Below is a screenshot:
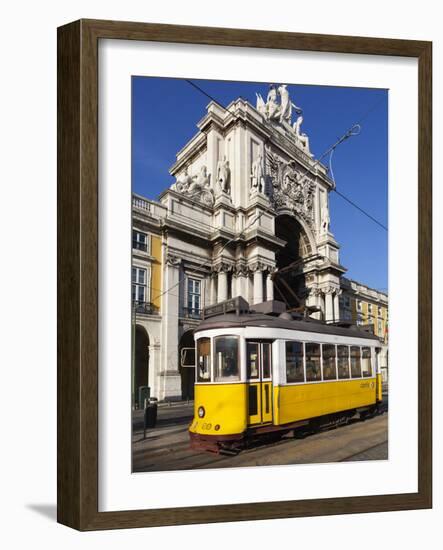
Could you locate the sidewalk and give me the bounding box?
[132,400,194,433]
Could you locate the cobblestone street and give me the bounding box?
[132,399,388,472]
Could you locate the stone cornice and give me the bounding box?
[159,189,214,214]
[160,217,212,244]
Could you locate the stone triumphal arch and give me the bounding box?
[134,83,347,400]
[165,84,345,318]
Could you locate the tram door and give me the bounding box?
[246,341,273,425]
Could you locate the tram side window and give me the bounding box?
[197,338,211,382]
[322,344,337,380]
[337,345,350,379]
[361,347,372,377]
[285,341,305,383]
[214,336,240,381]
[350,346,362,378]
[305,343,321,382]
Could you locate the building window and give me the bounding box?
[132,230,149,252]
[343,310,352,321]
[378,319,383,334]
[132,267,147,302]
[187,278,201,317]
[357,300,363,312]
[285,341,305,383]
[368,303,373,315]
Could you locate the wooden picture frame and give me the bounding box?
[57,19,432,530]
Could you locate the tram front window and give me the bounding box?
[214,336,239,382]
[197,338,211,382]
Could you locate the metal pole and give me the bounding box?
[131,302,136,410]
[143,397,148,439]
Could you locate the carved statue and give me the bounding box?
[216,156,231,194]
[278,84,292,123]
[293,115,311,154]
[320,205,330,235]
[256,85,310,153]
[251,152,265,193]
[256,93,267,117]
[172,169,192,192]
[189,165,210,193]
[172,165,214,206]
[266,85,280,120]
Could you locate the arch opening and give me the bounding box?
[179,330,195,401]
[274,214,313,309]
[134,325,150,409]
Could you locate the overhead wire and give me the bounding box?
[150,80,387,303]
[187,79,387,230]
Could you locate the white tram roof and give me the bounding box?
[194,313,380,343]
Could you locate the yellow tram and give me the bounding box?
[189,299,383,452]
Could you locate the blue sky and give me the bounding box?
[132,77,388,292]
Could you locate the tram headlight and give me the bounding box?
[198,406,205,419]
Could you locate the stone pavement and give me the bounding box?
[132,398,388,472]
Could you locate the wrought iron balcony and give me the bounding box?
[132,301,159,315]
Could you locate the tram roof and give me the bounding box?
[194,313,380,342]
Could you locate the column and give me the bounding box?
[324,291,334,323]
[148,343,160,399]
[231,274,238,298]
[253,269,263,304]
[266,272,274,301]
[217,270,228,302]
[210,274,217,305]
[333,292,340,322]
[236,269,248,301]
[160,255,182,400]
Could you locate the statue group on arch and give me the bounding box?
[256,84,311,155]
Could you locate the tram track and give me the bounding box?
[133,410,388,472]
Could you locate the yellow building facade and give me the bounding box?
[339,277,388,342]
[132,195,164,408]
[339,277,388,383]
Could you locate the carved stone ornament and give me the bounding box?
[171,165,215,206]
[249,261,267,273]
[311,287,324,297]
[322,285,338,295]
[234,264,249,277]
[213,262,232,274]
[265,148,315,227]
[165,253,181,267]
